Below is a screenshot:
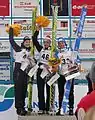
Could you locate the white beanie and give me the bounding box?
[44,35,51,44]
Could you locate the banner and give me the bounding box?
[0,19,10,37]
[43,20,68,38]
[72,0,95,16]
[12,0,40,16]
[72,20,95,38]
[72,40,95,59]
[0,59,10,81]
[0,85,17,120]
[13,20,33,37]
[0,41,10,52]
[0,0,9,16]
[0,84,87,120]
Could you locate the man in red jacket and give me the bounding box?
[75,90,95,119]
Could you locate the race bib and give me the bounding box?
[40,49,50,64]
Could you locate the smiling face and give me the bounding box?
[23,39,31,48]
[58,41,65,49]
[43,40,51,49]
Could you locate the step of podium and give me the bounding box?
[18,115,76,120]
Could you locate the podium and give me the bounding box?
[18,114,76,120]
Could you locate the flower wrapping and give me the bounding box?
[48,57,61,72]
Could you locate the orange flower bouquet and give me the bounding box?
[36,16,50,27]
[6,24,21,37]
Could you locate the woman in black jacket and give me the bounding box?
[9,28,37,115]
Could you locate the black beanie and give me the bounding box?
[21,36,31,49]
[23,36,31,41]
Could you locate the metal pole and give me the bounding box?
[68,0,72,48]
